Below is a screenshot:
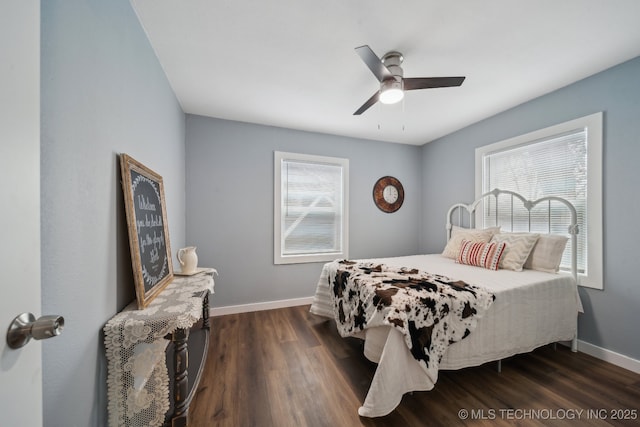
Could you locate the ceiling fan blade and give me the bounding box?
[355,45,393,82]
[353,91,380,115]
[403,76,466,91]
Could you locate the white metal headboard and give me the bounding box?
[446,188,579,281]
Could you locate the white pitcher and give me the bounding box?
[177,246,198,274]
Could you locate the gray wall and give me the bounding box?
[185,115,422,308]
[41,1,185,426]
[420,56,640,361]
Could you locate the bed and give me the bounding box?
[309,189,582,417]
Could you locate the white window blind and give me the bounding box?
[274,152,349,264]
[475,112,603,289]
[481,130,587,272]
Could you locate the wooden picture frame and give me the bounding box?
[120,154,174,309]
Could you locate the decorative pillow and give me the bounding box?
[524,234,569,273]
[489,232,540,271]
[457,240,507,270]
[442,226,500,259]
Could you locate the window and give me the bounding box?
[475,112,603,289]
[274,151,349,264]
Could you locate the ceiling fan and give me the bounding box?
[353,45,466,115]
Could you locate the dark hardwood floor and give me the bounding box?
[189,305,640,426]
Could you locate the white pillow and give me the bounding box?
[442,226,500,259]
[524,234,569,273]
[490,232,540,271]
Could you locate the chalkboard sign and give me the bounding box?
[120,154,174,309]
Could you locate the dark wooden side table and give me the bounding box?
[164,293,210,427]
[105,272,214,427]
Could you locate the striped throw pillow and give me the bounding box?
[457,239,507,271]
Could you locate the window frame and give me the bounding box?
[274,151,349,265]
[475,112,603,289]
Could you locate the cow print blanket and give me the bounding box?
[329,260,495,380]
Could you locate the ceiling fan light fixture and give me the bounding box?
[379,80,404,104]
[353,45,466,115]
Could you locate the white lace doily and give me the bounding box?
[104,271,215,427]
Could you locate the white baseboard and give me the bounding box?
[576,339,640,374]
[209,296,314,317]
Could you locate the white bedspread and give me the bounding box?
[310,254,581,417]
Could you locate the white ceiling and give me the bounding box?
[131,0,640,146]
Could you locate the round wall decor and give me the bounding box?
[373,176,404,213]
